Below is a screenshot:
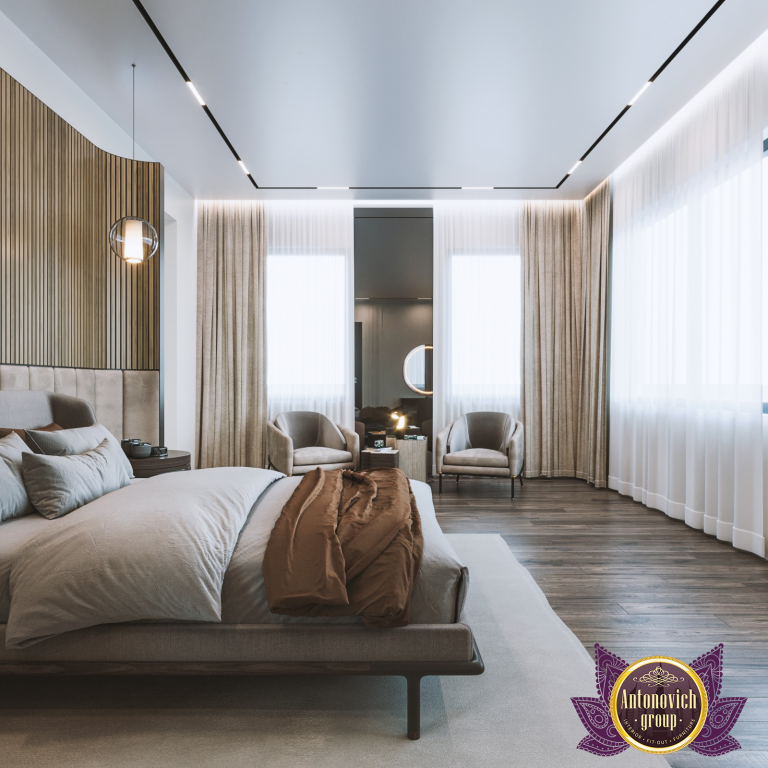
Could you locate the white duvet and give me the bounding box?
[4,469,468,649]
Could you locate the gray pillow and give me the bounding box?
[26,423,134,479]
[0,432,34,522]
[22,438,131,519]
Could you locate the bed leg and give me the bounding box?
[406,674,422,740]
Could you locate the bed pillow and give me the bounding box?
[25,423,134,479]
[0,432,34,522]
[0,423,62,448]
[22,438,131,520]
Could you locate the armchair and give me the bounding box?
[435,412,524,498]
[267,411,360,476]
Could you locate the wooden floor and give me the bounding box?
[429,475,768,768]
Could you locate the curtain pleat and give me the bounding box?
[577,181,611,486]
[520,181,610,486]
[609,31,767,557]
[195,201,267,469]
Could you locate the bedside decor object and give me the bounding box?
[128,449,191,478]
[395,415,407,440]
[366,429,387,449]
[130,442,152,459]
[108,65,158,265]
[150,446,168,457]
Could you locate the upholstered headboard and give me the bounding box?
[0,365,160,445]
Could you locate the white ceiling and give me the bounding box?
[2,0,767,200]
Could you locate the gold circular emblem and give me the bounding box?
[610,655,708,754]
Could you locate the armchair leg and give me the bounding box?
[511,476,515,499]
[456,474,459,485]
[438,474,442,494]
[519,459,525,487]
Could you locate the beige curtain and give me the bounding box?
[521,179,610,486]
[196,201,267,468]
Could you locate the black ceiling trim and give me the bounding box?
[131,0,258,188]
[133,0,727,192]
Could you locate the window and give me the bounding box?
[267,253,348,409]
[450,253,521,401]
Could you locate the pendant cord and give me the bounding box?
[132,64,136,161]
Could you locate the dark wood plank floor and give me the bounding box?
[429,475,768,767]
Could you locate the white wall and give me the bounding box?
[0,9,197,463]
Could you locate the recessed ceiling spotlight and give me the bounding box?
[237,160,249,175]
[628,81,652,106]
[567,160,582,176]
[186,81,205,106]
[318,186,350,190]
[462,187,493,190]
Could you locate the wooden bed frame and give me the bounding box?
[0,638,484,740]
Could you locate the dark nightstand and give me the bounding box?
[129,450,191,478]
[360,449,399,471]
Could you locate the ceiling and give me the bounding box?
[2,0,767,200]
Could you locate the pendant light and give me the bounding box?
[108,64,158,265]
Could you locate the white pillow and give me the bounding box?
[0,432,33,522]
[26,423,134,479]
[22,438,131,519]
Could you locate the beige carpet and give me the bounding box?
[0,534,666,767]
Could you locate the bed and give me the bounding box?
[0,468,483,739]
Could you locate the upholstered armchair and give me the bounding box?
[267,411,360,476]
[435,412,524,498]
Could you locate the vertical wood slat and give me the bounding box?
[0,68,161,371]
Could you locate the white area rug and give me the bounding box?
[0,534,666,767]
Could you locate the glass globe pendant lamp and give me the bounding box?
[109,64,158,265]
[109,216,158,264]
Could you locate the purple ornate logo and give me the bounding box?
[571,644,746,756]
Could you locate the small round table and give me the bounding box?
[129,450,191,478]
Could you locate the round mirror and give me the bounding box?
[403,345,433,396]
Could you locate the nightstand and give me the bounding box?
[386,438,428,482]
[129,450,191,478]
[360,449,399,471]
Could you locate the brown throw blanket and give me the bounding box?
[263,467,424,627]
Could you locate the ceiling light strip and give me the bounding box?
[134,0,728,192]
[560,0,728,187]
[649,0,727,82]
[131,0,258,188]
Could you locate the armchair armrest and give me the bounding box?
[339,424,360,469]
[507,421,524,478]
[435,423,452,474]
[267,421,294,476]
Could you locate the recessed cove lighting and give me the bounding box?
[628,81,652,106]
[237,160,249,175]
[318,186,349,190]
[567,160,582,175]
[186,81,205,106]
[462,187,493,190]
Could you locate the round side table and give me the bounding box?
[129,450,191,478]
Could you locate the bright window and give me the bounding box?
[267,253,347,400]
[450,253,521,399]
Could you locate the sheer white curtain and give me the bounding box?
[434,202,522,443]
[609,32,768,557]
[265,202,354,427]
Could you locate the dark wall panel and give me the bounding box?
[354,208,432,299]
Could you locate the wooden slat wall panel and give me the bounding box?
[0,68,161,371]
